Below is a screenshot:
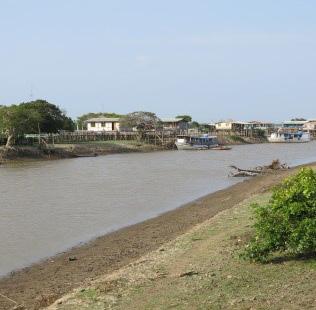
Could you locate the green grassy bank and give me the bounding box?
[48,192,316,310]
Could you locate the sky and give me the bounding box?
[1,0,316,122]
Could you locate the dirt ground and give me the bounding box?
[48,193,316,310]
[0,165,313,310]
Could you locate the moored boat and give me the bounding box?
[210,146,232,150]
[175,135,219,150]
[268,131,311,143]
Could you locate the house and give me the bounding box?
[161,118,189,131]
[303,120,316,137]
[243,121,275,130]
[215,120,246,131]
[303,119,316,131]
[85,117,120,132]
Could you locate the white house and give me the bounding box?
[215,120,246,131]
[303,119,316,131]
[85,117,120,132]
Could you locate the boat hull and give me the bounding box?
[175,142,219,150]
[267,138,310,143]
[268,132,311,143]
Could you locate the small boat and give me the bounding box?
[175,135,219,150]
[73,153,98,158]
[268,131,311,143]
[210,146,232,151]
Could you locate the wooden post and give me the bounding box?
[38,123,41,147]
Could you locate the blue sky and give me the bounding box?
[1,0,315,122]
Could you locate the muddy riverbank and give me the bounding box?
[0,135,267,163]
[0,163,314,310]
[0,141,166,163]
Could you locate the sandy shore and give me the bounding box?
[0,163,314,309]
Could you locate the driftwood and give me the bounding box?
[230,159,290,177]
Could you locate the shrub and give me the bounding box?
[242,168,316,262]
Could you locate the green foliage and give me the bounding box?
[254,129,266,138]
[19,100,74,132]
[176,115,192,122]
[0,100,74,146]
[190,121,200,129]
[291,118,307,121]
[77,112,123,129]
[228,135,246,143]
[0,104,42,135]
[242,168,316,262]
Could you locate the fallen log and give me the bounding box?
[229,165,262,174]
[230,171,259,177]
[229,159,290,177]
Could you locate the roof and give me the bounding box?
[85,117,120,123]
[247,121,274,124]
[216,120,247,124]
[161,117,185,123]
[282,120,307,124]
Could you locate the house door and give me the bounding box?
[112,122,115,131]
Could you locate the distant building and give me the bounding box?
[303,119,316,131]
[85,117,120,132]
[215,120,246,131]
[161,118,189,131]
[282,120,307,129]
[244,121,275,130]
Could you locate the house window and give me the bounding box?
[90,122,95,127]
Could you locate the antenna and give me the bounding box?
[29,85,34,101]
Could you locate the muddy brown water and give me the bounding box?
[1,142,316,277]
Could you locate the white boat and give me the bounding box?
[268,131,311,143]
[175,135,219,150]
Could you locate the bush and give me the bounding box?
[242,168,316,262]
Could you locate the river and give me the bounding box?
[1,142,316,276]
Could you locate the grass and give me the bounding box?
[49,193,316,310]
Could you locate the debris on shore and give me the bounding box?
[229,159,290,177]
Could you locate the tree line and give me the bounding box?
[0,100,210,148]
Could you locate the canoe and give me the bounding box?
[210,146,232,151]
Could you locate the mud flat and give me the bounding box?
[0,163,314,309]
[0,141,166,163]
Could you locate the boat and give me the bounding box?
[175,135,219,150]
[268,131,311,143]
[210,146,232,151]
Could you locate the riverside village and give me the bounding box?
[0,100,316,310]
[1,1,316,309]
[1,101,316,161]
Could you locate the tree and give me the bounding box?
[190,121,200,129]
[0,104,42,147]
[0,100,74,147]
[176,115,192,122]
[242,168,316,262]
[291,118,307,121]
[77,112,124,130]
[119,111,160,139]
[20,100,74,132]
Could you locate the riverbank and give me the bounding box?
[0,141,166,163]
[0,163,313,310]
[49,192,316,310]
[0,135,267,163]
